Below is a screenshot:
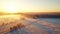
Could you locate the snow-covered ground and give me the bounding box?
[0,15,60,34]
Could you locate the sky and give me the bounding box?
[0,0,60,13]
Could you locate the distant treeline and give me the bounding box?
[20,12,60,18]
[35,14,60,18]
[0,12,60,18]
[22,13,60,18]
[17,12,60,18]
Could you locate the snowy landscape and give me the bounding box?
[0,15,60,34]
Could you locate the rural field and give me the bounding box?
[0,15,60,34]
[0,0,60,34]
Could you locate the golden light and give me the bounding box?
[4,4,18,13]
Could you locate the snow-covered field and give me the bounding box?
[0,15,60,34]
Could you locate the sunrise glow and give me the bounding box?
[4,4,18,13]
[0,0,60,13]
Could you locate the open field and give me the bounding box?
[0,15,60,34]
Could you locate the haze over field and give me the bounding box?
[0,0,60,34]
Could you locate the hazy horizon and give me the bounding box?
[0,0,60,13]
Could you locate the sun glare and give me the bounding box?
[5,4,17,13]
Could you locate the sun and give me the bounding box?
[5,4,17,13]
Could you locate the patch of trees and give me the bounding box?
[35,14,60,18]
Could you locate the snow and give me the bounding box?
[0,15,60,34]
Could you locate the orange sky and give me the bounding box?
[0,0,60,13]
